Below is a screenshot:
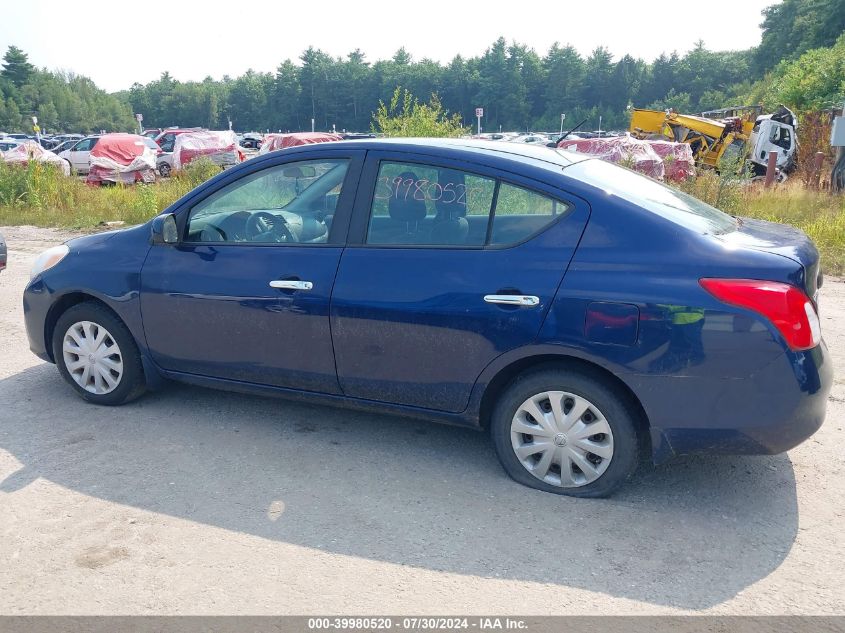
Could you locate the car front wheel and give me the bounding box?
[490,368,639,497]
[52,302,146,405]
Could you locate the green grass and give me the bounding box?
[0,159,219,229]
[2,158,844,275]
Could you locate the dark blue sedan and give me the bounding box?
[23,139,831,497]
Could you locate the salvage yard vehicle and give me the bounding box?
[259,132,344,154]
[86,133,158,185]
[24,139,830,497]
[57,135,100,175]
[0,138,22,152]
[4,141,71,175]
[0,230,5,273]
[157,130,242,176]
[630,105,798,177]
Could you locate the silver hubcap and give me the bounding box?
[62,321,123,395]
[511,390,614,488]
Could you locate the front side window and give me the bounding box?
[74,138,96,152]
[770,125,792,150]
[185,159,349,244]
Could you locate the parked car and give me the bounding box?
[0,138,22,152]
[154,128,204,153]
[86,133,158,185]
[50,139,79,155]
[39,136,66,150]
[239,133,263,150]
[3,141,71,175]
[0,230,6,273]
[508,133,551,145]
[23,139,830,497]
[57,135,100,174]
[259,132,343,154]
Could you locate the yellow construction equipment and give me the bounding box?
[629,106,797,177]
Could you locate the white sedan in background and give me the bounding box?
[57,136,100,174]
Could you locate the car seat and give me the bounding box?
[431,168,469,245]
[382,171,427,243]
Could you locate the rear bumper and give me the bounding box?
[634,341,832,463]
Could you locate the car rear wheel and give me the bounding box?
[490,368,639,497]
[158,163,171,177]
[52,302,146,406]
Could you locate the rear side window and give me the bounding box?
[367,161,495,246]
[365,160,568,247]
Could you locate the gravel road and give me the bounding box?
[0,225,843,615]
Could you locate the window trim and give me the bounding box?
[177,153,361,248]
[354,155,575,250]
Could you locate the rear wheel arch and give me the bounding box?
[478,354,651,455]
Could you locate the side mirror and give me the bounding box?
[151,213,179,245]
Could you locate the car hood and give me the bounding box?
[65,225,143,252]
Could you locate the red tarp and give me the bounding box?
[2,141,70,175]
[173,130,241,170]
[259,132,343,154]
[558,135,695,182]
[645,140,696,181]
[87,133,156,185]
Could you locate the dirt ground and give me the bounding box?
[0,225,843,615]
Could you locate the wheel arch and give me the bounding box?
[477,353,651,456]
[44,292,121,362]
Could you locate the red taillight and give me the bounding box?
[700,278,821,351]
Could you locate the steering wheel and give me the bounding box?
[244,211,295,243]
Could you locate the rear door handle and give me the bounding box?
[484,294,540,307]
[269,280,313,291]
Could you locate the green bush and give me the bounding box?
[372,87,468,138]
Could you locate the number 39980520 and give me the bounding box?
[375,176,485,206]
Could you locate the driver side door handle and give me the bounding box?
[269,280,313,291]
[483,294,539,306]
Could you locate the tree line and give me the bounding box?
[1,0,843,135]
[122,41,756,133]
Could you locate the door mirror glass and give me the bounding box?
[151,213,179,245]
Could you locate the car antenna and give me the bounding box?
[554,118,589,145]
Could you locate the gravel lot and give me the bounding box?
[0,225,843,615]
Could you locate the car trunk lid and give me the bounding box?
[716,217,822,303]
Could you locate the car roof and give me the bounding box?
[311,137,586,172]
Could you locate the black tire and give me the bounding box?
[490,367,640,498]
[52,301,146,406]
[158,163,171,177]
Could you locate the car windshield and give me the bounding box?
[566,158,738,235]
